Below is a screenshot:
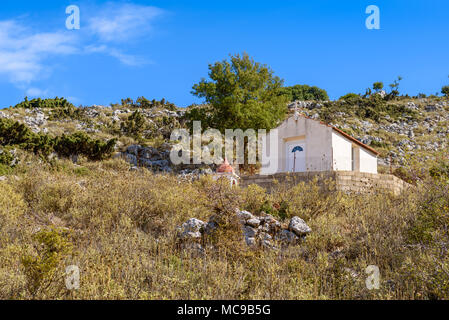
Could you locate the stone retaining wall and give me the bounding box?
[240,171,410,195]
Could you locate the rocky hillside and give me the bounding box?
[1,97,448,300]
[289,97,448,171]
[1,96,448,177]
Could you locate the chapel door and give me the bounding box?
[286,141,306,172]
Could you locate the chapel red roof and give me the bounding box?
[216,159,235,173]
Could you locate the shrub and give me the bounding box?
[243,184,268,214]
[339,93,360,102]
[0,119,116,161]
[53,132,116,161]
[48,105,87,121]
[21,228,73,298]
[13,97,74,109]
[441,85,449,97]
[120,110,146,138]
[373,82,384,92]
[279,84,329,102]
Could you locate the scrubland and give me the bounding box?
[0,155,448,300]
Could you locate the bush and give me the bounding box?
[48,105,87,121]
[0,119,54,157]
[13,97,74,109]
[53,132,116,161]
[441,85,449,97]
[21,228,73,298]
[0,118,116,161]
[1,153,449,299]
[279,84,329,102]
[339,93,362,104]
[120,110,146,138]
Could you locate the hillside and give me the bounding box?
[1,95,448,178]
[0,96,448,300]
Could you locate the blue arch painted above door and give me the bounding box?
[291,146,303,153]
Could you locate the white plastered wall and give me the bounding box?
[260,116,333,174]
[331,131,353,171]
[359,148,378,173]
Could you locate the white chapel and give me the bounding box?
[260,114,378,175]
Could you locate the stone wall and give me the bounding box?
[240,171,410,195]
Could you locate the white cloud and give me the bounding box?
[25,87,49,97]
[0,20,77,84]
[0,3,164,95]
[87,3,164,42]
[85,44,148,66]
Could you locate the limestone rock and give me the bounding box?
[289,216,312,236]
[246,218,260,228]
[177,218,205,240]
[243,225,257,238]
[237,210,254,222]
[275,229,299,244]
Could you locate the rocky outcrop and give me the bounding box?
[176,210,312,253]
[177,218,206,240]
[24,109,47,133]
[288,101,325,110]
[122,144,172,172]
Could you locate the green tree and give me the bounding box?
[190,53,288,132]
[373,82,384,92]
[388,76,403,98]
[442,86,449,97]
[279,84,329,102]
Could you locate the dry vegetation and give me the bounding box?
[0,155,448,300]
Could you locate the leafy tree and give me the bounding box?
[388,76,403,98]
[442,86,449,97]
[190,53,288,132]
[373,82,384,92]
[279,84,329,102]
[441,75,449,97]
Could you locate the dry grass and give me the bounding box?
[0,157,448,300]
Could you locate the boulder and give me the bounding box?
[245,237,256,246]
[246,218,260,228]
[289,216,312,236]
[177,218,205,240]
[243,225,257,238]
[237,210,254,221]
[176,210,313,252]
[275,229,299,244]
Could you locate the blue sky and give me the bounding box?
[0,0,448,108]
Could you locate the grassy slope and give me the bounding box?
[0,97,448,299]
